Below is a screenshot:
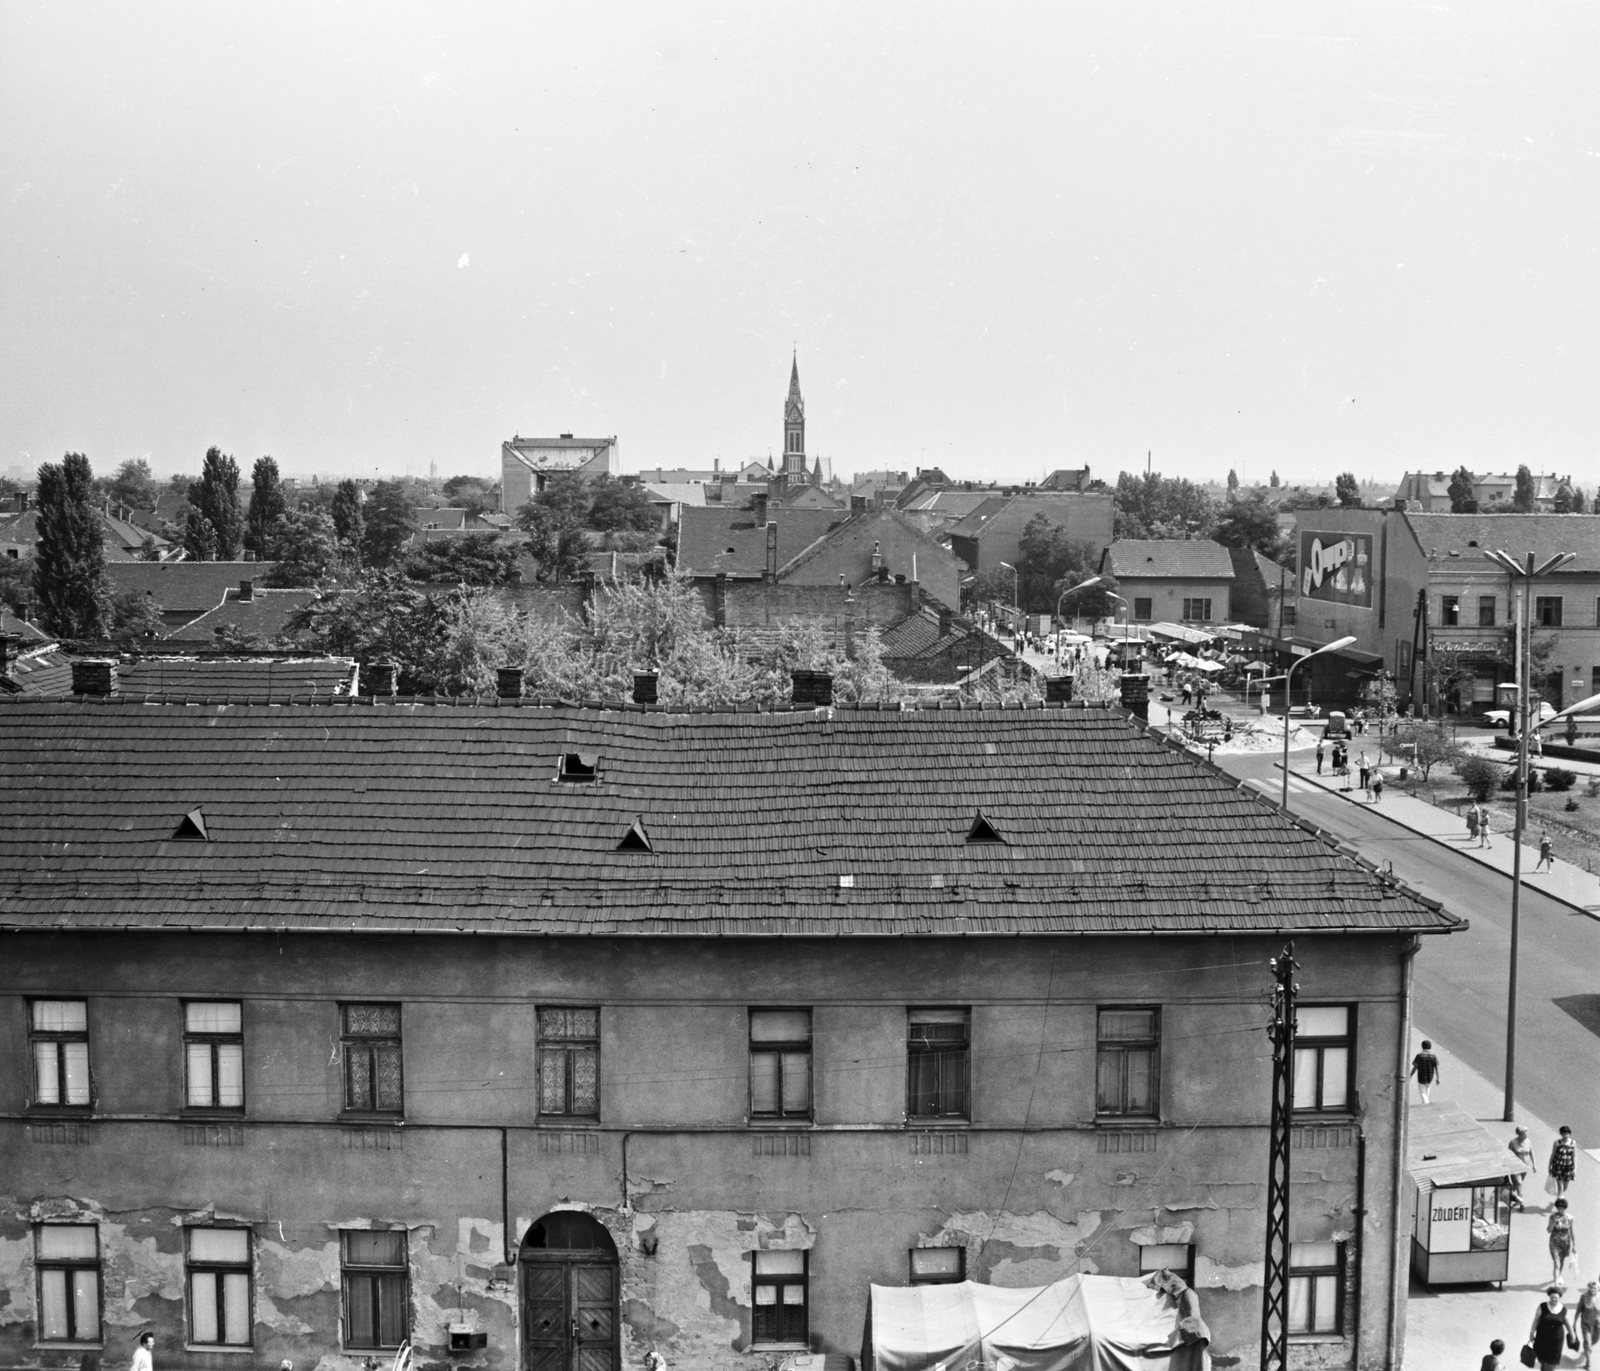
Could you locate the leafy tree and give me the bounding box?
[587,475,657,533]
[440,476,499,520]
[263,510,346,587]
[1553,481,1575,514]
[1112,472,1215,541]
[1447,466,1477,513]
[361,480,416,568]
[109,590,165,639]
[1212,492,1282,557]
[404,532,522,586]
[215,623,265,652]
[188,447,244,559]
[0,551,33,615]
[183,508,217,561]
[108,458,158,513]
[1334,472,1361,508]
[1015,514,1110,617]
[1381,720,1460,781]
[166,472,191,493]
[1513,465,1536,513]
[331,480,365,563]
[34,452,110,637]
[1573,487,1588,514]
[1454,755,1501,802]
[517,470,590,582]
[1269,470,1280,488]
[246,457,287,557]
[1226,469,1239,491]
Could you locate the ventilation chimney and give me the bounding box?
[72,659,118,697]
[0,633,20,680]
[1119,673,1150,720]
[752,492,769,526]
[364,661,399,697]
[633,672,659,704]
[766,522,778,582]
[497,666,525,699]
[1045,675,1075,704]
[238,580,254,602]
[791,669,834,707]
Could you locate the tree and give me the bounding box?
[108,458,158,513]
[361,480,416,568]
[246,457,287,557]
[517,470,590,582]
[404,532,522,586]
[1334,472,1361,508]
[187,447,243,560]
[183,508,217,561]
[1513,465,1536,513]
[109,590,165,639]
[1554,481,1575,514]
[0,550,33,615]
[1381,721,1460,781]
[263,510,346,587]
[33,452,110,638]
[1112,472,1215,541]
[1212,493,1282,557]
[1269,470,1280,488]
[1447,467,1477,514]
[1455,755,1501,803]
[331,480,365,564]
[1226,469,1239,492]
[586,475,658,533]
[440,475,499,520]
[1573,487,1588,514]
[1015,515,1104,613]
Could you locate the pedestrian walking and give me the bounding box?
[1537,832,1555,872]
[1316,739,1325,775]
[1480,1337,1506,1371]
[1480,804,1494,849]
[1550,1126,1578,1200]
[1529,1287,1576,1371]
[1467,804,1481,843]
[1577,1280,1600,1368]
[1358,749,1371,795]
[1409,1040,1441,1104]
[131,1334,154,1371]
[1371,769,1384,802]
[1550,1198,1579,1286]
[1511,1126,1539,1209]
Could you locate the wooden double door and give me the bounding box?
[522,1254,618,1371]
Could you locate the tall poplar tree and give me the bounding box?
[187,447,244,560]
[34,452,110,637]
[331,480,366,564]
[246,456,287,558]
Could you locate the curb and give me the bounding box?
[1273,762,1600,924]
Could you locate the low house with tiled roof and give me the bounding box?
[879,602,1016,684]
[0,632,72,694]
[1,685,1457,1371]
[676,503,845,579]
[105,561,278,633]
[11,652,359,699]
[1101,539,1236,627]
[166,583,317,645]
[944,490,1114,575]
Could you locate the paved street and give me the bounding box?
[1215,742,1600,1148]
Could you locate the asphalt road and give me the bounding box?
[1216,745,1600,1143]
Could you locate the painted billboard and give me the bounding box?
[1300,531,1373,608]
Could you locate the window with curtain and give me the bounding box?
[751,1250,807,1344]
[342,1230,408,1350]
[30,1001,91,1108]
[909,1249,965,1285]
[907,1008,970,1120]
[36,1225,100,1342]
[1096,1007,1160,1118]
[1293,1006,1354,1113]
[538,1008,599,1117]
[341,1004,403,1114]
[750,1009,812,1120]
[184,1002,244,1110]
[1287,1241,1343,1335]
[188,1228,252,1346]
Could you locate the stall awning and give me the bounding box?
[1408,1101,1526,1190]
[1145,622,1214,645]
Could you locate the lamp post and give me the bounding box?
[1055,576,1109,663]
[1279,636,1357,809]
[1482,548,1576,1121]
[999,561,1021,639]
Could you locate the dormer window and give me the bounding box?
[966,812,1006,845]
[558,752,597,783]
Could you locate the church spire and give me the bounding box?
[782,354,807,477]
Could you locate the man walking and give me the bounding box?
[131,1333,155,1371]
[1316,738,1325,775]
[1409,1040,1441,1104]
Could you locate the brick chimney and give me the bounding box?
[766,521,778,583]
[938,606,954,638]
[1119,673,1149,720]
[72,659,118,697]
[633,672,659,704]
[1045,675,1075,704]
[0,633,20,682]
[752,492,769,526]
[364,661,399,697]
[497,667,525,699]
[238,580,254,602]
[791,669,834,707]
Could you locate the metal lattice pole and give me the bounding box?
[1260,943,1299,1371]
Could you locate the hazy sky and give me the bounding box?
[2,2,1596,489]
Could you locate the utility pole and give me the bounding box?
[1260,943,1298,1371]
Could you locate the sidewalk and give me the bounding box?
[1285,759,1600,921]
[1404,1030,1599,1371]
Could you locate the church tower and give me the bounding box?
[782,355,807,479]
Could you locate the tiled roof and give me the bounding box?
[107,561,277,611]
[901,491,994,518]
[0,648,72,695]
[0,698,1460,938]
[676,506,844,577]
[1105,539,1235,580]
[1,609,50,641]
[416,508,469,530]
[169,588,317,642]
[1405,513,1600,572]
[879,607,1010,666]
[944,497,1015,538]
[642,483,708,507]
[107,656,359,698]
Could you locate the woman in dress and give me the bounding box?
[1530,1286,1575,1371]
[1511,1126,1539,1210]
[1551,1126,1579,1201]
[1549,1197,1579,1286]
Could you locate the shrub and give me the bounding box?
[1500,770,1518,792]
[1586,776,1600,798]
[1546,767,1578,792]
[1528,768,1544,793]
[1455,755,1502,803]
[1565,798,1580,812]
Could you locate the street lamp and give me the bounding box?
[1482,548,1576,1122]
[1055,576,1108,663]
[999,562,1021,637]
[1279,636,1357,809]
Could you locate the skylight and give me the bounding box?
[966,812,1006,845]
[172,808,209,841]
[618,819,652,852]
[559,752,598,783]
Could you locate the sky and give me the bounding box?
[2,2,1597,490]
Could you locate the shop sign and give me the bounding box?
[1427,1186,1474,1253]
[1301,532,1374,608]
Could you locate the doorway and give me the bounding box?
[521,1212,619,1371]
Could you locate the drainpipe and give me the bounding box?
[1386,934,1421,1369]
[501,1126,512,1265]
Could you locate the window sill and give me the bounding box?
[181,1109,246,1119]
[35,1343,104,1352]
[26,1106,94,1117]
[906,1118,969,1128]
[749,1118,814,1128]
[536,1117,601,1127]
[1093,1116,1160,1127]
[337,1114,405,1125]
[749,1344,810,1354]
[1288,1333,1347,1344]
[185,1345,255,1355]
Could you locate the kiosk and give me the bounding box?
[1409,1101,1524,1287]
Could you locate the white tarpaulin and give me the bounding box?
[863,1273,1209,1371]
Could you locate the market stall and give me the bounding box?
[860,1272,1209,1371]
[1409,1101,1525,1286]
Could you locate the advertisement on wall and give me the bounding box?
[1300,531,1373,608]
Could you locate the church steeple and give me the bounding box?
[782,355,807,477]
